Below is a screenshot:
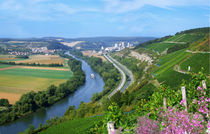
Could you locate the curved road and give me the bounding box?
[104,53,134,98]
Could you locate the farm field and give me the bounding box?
[40,116,104,134]
[0,64,73,104]
[15,55,65,65]
[180,53,210,75]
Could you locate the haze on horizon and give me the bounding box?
[0,0,209,38]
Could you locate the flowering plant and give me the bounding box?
[158,107,205,134]
[136,116,160,134]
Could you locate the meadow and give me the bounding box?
[40,116,104,134]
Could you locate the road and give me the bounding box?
[104,53,134,98]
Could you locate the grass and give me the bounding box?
[146,42,180,53]
[180,53,210,75]
[40,116,104,134]
[0,68,73,79]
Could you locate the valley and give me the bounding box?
[0,27,209,134]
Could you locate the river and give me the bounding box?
[0,52,105,134]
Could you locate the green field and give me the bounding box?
[0,68,72,79]
[40,116,104,134]
[146,42,180,53]
[180,53,210,74]
[0,66,73,103]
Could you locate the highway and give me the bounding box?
[104,53,134,98]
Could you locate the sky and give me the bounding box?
[0,0,209,38]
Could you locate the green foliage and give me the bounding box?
[15,55,29,59]
[0,61,63,67]
[104,103,124,127]
[0,99,10,107]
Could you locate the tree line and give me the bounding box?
[0,61,63,67]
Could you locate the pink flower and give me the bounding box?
[197,86,202,90]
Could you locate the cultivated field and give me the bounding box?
[15,55,65,65]
[0,58,72,104]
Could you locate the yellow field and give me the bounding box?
[0,74,67,104]
[15,55,64,64]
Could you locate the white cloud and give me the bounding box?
[0,0,100,21]
[103,0,209,13]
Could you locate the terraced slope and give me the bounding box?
[145,27,209,53]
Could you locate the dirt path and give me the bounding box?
[186,50,210,54]
[163,41,186,44]
[0,66,69,71]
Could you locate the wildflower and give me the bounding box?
[197,86,202,91]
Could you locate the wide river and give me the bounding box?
[0,52,105,134]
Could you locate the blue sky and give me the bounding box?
[0,0,209,38]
